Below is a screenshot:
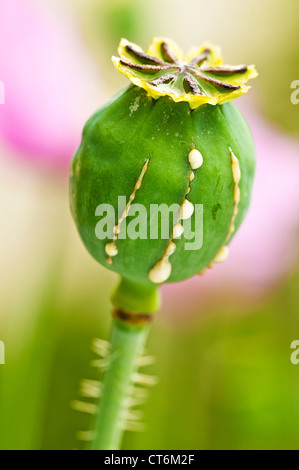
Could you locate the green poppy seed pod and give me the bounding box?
[70,38,258,314]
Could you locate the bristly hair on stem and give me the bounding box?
[72,310,156,450]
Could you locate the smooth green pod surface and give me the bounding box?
[70,85,255,290]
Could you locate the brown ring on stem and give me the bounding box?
[113,308,154,326]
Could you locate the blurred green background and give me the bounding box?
[0,0,299,450]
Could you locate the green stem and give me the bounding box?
[90,312,151,450]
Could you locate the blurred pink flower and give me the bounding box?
[0,0,101,169]
[162,107,299,317]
